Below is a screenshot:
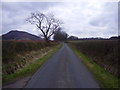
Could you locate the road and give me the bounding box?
[25,43,100,88]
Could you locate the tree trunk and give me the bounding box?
[45,37,50,43]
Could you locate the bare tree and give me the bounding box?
[26,12,61,43]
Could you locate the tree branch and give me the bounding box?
[26,12,62,43]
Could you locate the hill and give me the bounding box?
[1,30,42,40]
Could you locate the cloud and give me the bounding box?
[2,1,118,38]
[2,2,61,35]
[46,1,118,38]
[118,1,120,36]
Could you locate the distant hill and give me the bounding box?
[1,30,42,40]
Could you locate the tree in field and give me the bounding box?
[68,36,79,40]
[53,28,68,41]
[26,12,62,43]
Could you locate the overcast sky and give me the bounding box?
[1,1,118,38]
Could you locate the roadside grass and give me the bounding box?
[3,44,62,84]
[68,44,119,88]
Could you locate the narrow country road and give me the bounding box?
[25,43,100,88]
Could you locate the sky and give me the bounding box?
[1,0,118,38]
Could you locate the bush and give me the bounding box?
[2,40,48,63]
[69,40,119,78]
[2,40,58,75]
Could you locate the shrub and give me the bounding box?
[2,40,57,75]
[69,40,119,78]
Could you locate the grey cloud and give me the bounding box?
[2,2,61,35]
[88,2,118,37]
[2,1,118,38]
[118,2,120,35]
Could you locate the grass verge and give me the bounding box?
[3,44,62,85]
[68,43,119,88]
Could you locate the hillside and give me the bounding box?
[1,30,42,40]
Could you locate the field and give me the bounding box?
[2,40,58,79]
[68,40,119,78]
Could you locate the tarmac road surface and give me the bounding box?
[25,43,100,88]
